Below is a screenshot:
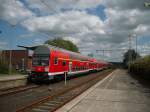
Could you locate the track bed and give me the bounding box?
[0,69,113,112]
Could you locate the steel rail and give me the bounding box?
[16,69,114,112]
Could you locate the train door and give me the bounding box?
[69,62,72,72]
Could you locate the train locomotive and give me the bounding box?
[28,45,108,82]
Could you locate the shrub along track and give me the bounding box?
[16,69,114,112]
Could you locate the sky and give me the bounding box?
[0,0,150,62]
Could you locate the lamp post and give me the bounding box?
[132,33,138,58]
[128,34,132,71]
[9,49,12,75]
[9,24,16,75]
[128,33,138,71]
[135,35,138,58]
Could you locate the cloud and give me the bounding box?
[0,0,34,25]
[100,0,150,59]
[21,10,108,57]
[0,0,150,61]
[22,10,105,37]
[26,0,102,14]
[33,38,44,45]
[102,0,148,10]
[103,0,150,37]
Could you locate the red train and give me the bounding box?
[28,45,109,82]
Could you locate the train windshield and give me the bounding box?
[32,54,49,66]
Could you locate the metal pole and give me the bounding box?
[129,34,132,50]
[136,36,138,58]
[22,58,25,71]
[128,34,132,71]
[9,50,12,75]
[64,72,67,86]
[9,24,16,75]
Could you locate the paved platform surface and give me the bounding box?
[56,69,150,112]
[0,74,27,82]
[0,74,27,90]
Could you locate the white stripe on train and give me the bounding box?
[48,68,105,76]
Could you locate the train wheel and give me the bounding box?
[27,75,33,83]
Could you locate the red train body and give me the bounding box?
[29,45,108,82]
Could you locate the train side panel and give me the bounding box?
[49,49,70,75]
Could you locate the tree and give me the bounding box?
[123,49,140,67]
[45,38,79,52]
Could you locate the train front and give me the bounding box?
[28,46,51,82]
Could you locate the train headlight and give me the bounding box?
[45,67,49,72]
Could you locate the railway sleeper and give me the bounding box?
[54,95,73,100]
[47,100,63,104]
[31,108,49,112]
[38,105,51,109]
[31,101,62,112]
[31,105,56,112]
[44,102,58,106]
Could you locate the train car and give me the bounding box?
[28,45,108,82]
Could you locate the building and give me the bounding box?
[1,50,33,72]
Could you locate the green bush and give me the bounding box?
[0,61,19,74]
[130,56,150,78]
[0,60,9,74]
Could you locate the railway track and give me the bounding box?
[0,84,39,97]
[16,69,114,112]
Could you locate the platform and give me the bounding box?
[0,74,27,81]
[0,74,27,90]
[56,69,150,112]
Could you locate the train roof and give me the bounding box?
[18,44,108,63]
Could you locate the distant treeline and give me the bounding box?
[130,56,150,79]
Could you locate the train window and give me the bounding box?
[32,54,49,66]
[62,61,66,66]
[75,66,78,71]
[54,57,58,65]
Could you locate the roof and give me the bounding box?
[17,45,40,50]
